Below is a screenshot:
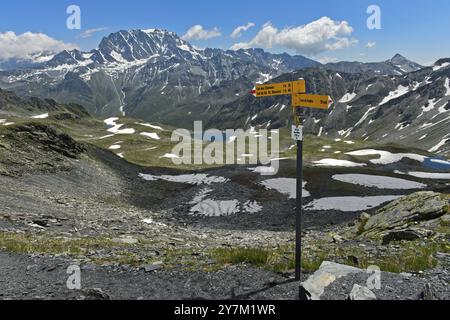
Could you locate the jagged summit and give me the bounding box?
[325,53,423,76]
[390,53,408,61]
[388,53,423,73]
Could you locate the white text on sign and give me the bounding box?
[255,80,306,97]
[292,94,333,110]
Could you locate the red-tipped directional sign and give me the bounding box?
[252,80,306,97]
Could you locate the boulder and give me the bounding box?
[344,192,449,241]
[440,214,450,227]
[112,236,138,244]
[301,261,362,300]
[143,261,163,272]
[381,228,433,245]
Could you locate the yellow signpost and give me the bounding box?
[254,80,306,97]
[292,94,334,110]
[252,78,333,293]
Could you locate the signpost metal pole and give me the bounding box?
[295,107,304,282]
[252,78,331,286]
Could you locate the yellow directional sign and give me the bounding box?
[292,94,333,110]
[254,80,306,97]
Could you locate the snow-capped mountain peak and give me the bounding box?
[94,29,202,64]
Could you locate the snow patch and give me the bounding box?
[243,201,263,214]
[380,85,410,105]
[355,107,376,127]
[313,159,366,167]
[104,117,119,126]
[428,137,450,153]
[338,128,353,138]
[406,171,450,180]
[104,117,135,134]
[32,113,49,119]
[305,196,402,212]
[346,149,427,165]
[318,127,323,137]
[188,188,262,216]
[332,174,426,190]
[445,78,450,96]
[433,62,450,71]
[339,92,356,103]
[190,199,240,217]
[261,178,310,199]
[108,125,135,135]
[140,132,161,140]
[422,99,438,113]
[160,153,180,159]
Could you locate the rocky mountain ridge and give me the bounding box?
[211,59,450,155]
[0,29,423,126]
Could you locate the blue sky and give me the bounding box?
[1,0,449,65]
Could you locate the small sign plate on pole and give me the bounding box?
[292,79,306,95]
[292,125,303,141]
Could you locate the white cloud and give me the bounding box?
[79,27,109,39]
[230,17,357,55]
[366,41,377,48]
[0,31,78,61]
[182,25,221,41]
[326,37,358,50]
[230,22,255,39]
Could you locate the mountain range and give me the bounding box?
[210,59,450,155]
[1,28,449,155]
[0,29,319,120]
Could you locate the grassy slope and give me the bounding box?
[1,111,446,172]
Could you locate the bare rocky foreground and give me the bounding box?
[1,251,448,300]
[0,123,449,300]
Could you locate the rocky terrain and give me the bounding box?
[1,32,449,299]
[0,93,449,300]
